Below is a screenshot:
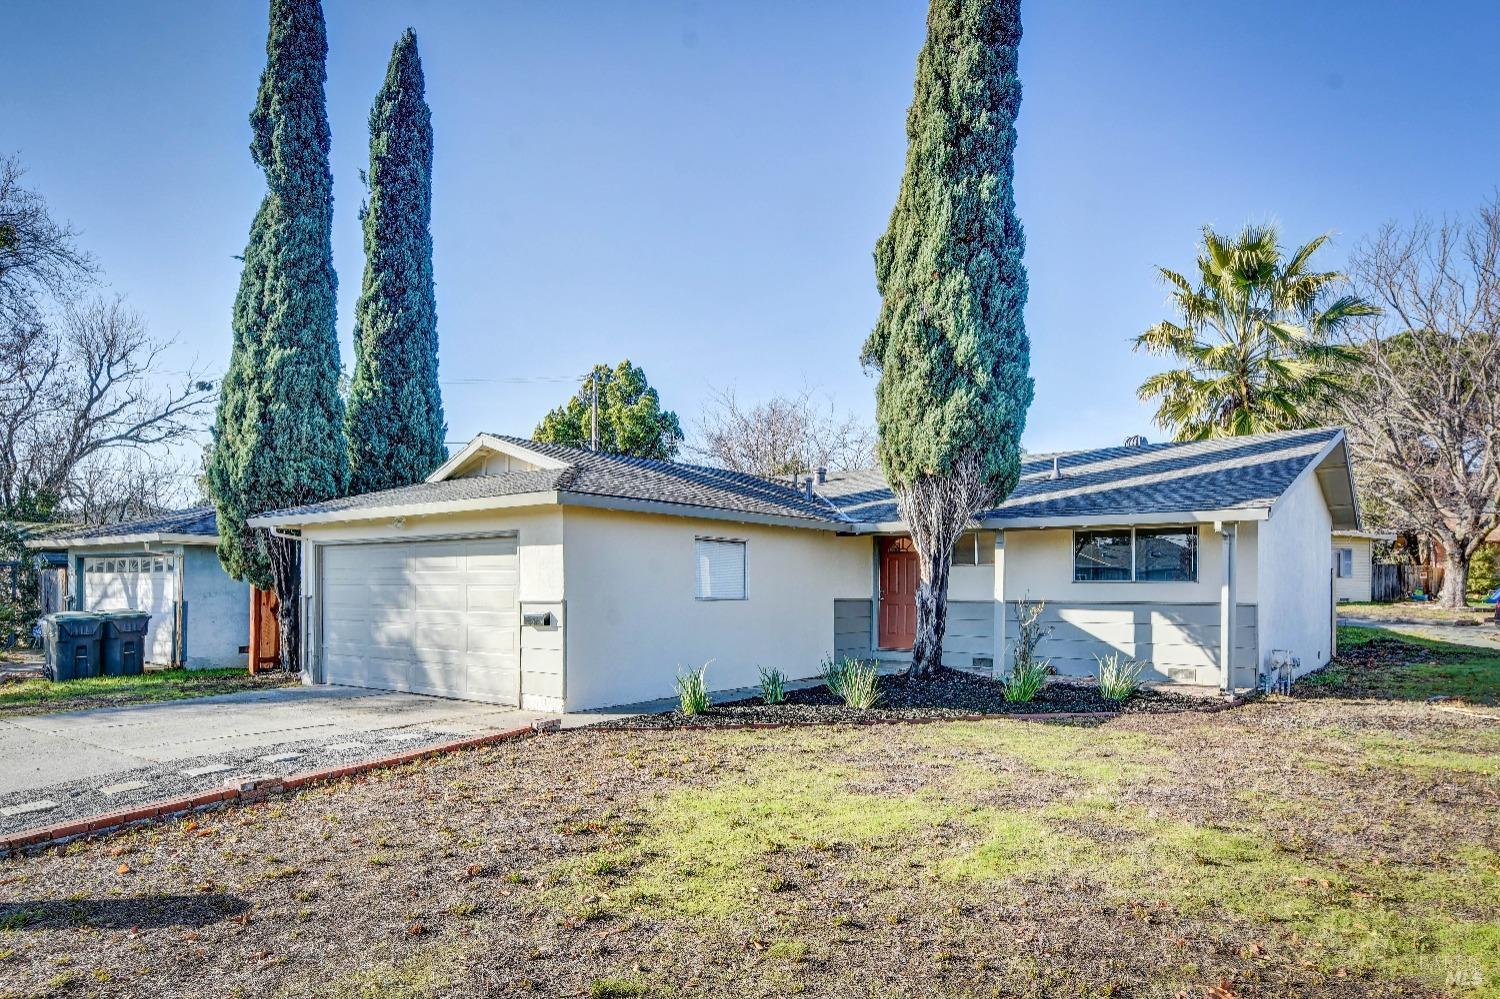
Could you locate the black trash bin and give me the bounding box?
[100,611,152,676]
[41,612,106,681]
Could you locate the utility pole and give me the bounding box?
[590,368,600,451]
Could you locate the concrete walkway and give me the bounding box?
[1340,616,1500,649]
[0,685,552,799]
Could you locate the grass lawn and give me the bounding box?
[0,668,299,718]
[1,630,1497,998]
[1304,626,1500,704]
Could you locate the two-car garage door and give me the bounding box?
[319,538,521,705]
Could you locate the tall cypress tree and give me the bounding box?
[346,29,446,493]
[207,0,346,670]
[861,0,1032,676]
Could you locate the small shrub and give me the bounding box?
[1003,658,1049,703]
[758,666,787,705]
[820,654,849,697]
[1095,652,1147,702]
[675,664,711,715]
[838,658,882,710]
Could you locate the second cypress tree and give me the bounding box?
[346,28,447,494]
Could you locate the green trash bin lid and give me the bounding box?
[99,610,152,634]
[45,611,106,638]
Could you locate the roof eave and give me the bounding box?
[975,507,1274,530]
[27,532,219,549]
[248,490,564,528]
[1269,430,1361,530]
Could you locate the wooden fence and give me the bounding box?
[1372,563,1415,603]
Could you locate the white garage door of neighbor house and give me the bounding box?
[82,555,176,664]
[319,538,521,704]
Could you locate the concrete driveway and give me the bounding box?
[0,686,556,831]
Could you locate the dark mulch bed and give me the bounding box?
[591,665,1223,729]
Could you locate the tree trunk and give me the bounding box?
[267,530,301,673]
[910,546,952,676]
[1437,550,1469,610]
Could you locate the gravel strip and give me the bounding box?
[0,726,463,836]
[589,665,1219,729]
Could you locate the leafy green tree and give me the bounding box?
[346,29,447,494]
[1134,225,1375,440]
[206,0,346,670]
[533,360,682,460]
[861,0,1032,675]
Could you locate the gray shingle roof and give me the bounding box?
[257,438,835,524]
[39,506,220,545]
[262,469,569,519]
[256,427,1345,530]
[820,427,1344,525]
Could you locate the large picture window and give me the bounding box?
[1073,526,1199,583]
[1134,527,1198,582]
[694,538,747,600]
[1073,530,1132,581]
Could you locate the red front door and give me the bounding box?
[878,537,918,650]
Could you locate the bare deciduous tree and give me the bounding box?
[690,387,875,478]
[0,295,213,514]
[69,452,204,527]
[0,153,96,329]
[1337,202,1500,608]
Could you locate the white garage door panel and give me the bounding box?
[83,555,177,664]
[320,538,520,704]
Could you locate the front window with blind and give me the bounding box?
[694,538,747,600]
[1335,548,1353,578]
[1074,527,1199,582]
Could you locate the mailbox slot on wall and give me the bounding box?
[522,611,554,628]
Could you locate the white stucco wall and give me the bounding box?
[1332,534,1373,603]
[561,507,871,710]
[181,545,251,669]
[996,523,1261,685]
[1258,472,1335,676]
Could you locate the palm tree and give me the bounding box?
[1134,225,1377,440]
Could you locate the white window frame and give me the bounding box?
[1335,547,1354,578]
[1072,526,1199,584]
[694,537,748,601]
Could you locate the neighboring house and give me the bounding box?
[1332,528,1398,600]
[1332,531,1379,603]
[29,508,250,669]
[250,427,1359,712]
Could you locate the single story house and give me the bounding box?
[250,426,1359,712]
[1332,530,1391,603]
[30,508,250,669]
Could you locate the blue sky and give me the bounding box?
[4,1,1497,457]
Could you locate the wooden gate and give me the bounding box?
[246,586,281,674]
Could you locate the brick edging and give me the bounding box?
[0,721,555,857]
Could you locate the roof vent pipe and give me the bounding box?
[816,466,827,485]
[1050,456,1062,480]
[803,476,814,499]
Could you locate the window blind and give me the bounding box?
[695,539,746,600]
